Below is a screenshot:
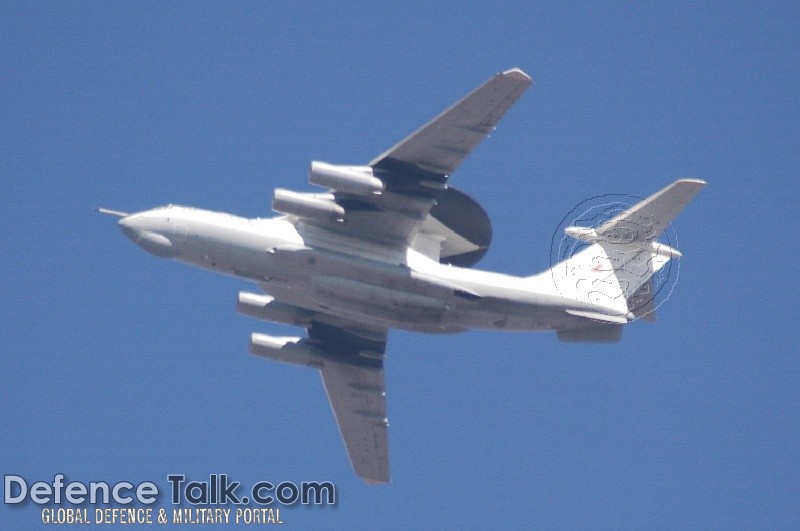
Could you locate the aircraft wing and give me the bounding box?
[308,322,390,484]
[287,68,531,262]
[369,67,533,179]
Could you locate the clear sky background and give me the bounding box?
[2,2,798,529]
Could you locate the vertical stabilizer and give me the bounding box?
[532,179,705,316]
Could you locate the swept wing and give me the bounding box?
[257,69,533,482]
[284,69,532,262]
[311,322,390,484]
[249,315,390,484]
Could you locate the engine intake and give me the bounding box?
[273,188,345,221]
[250,334,323,368]
[308,161,384,195]
[237,292,309,326]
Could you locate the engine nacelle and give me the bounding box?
[237,292,309,326]
[272,188,345,221]
[308,161,384,195]
[249,333,323,368]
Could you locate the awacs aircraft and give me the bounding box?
[100,68,704,484]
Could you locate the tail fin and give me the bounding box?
[535,179,706,317]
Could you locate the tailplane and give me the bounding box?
[532,179,705,333]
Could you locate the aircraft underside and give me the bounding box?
[160,215,618,335]
[101,67,704,484]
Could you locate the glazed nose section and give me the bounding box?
[118,215,176,257]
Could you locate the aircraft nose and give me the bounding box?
[117,216,140,242]
[117,215,176,257]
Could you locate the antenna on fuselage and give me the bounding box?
[96,208,130,218]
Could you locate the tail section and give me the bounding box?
[533,179,706,329]
[588,178,706,248]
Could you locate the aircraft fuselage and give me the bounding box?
[117,205,619,335]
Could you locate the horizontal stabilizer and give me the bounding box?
[541,179,706,313]
[594,179,706,244]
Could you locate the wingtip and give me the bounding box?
[676,178,707,186]
[501,67,533,83]
[362,477,390,486]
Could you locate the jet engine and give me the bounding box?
[249,334,323,368]
[308,161,384,195]
[272,188,345,221]
[236,292,309,327]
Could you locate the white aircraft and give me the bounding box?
[100,68,704,484]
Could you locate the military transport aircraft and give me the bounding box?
[99,68,704,484]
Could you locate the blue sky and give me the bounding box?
[2,2,798,528]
